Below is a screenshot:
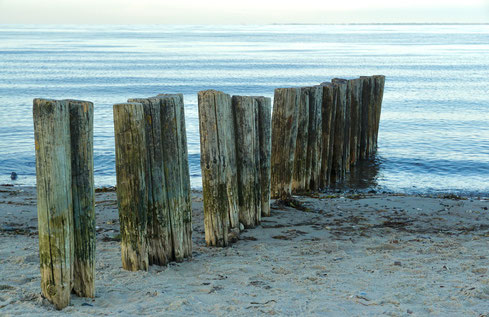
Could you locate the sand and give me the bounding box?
[0,185,488,316]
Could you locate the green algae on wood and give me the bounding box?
[305,85,323,191]
[67,99,95,298]
[271,87,300,200]
[127,97,172,266]
[232,95,261,228]
[255,96,272,217]
[291,87,310,193]
[33,98,74,310]
[319,82,335,188]
[156,94,193,260]
[113,102,149,271]
[198,90,239,247]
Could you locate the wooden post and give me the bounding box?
[305,85,323,191]
[127,97,172,266]
[291,87,309,193]
[372,75,385,154]
[271,87,300,199]
[67,100,95,298]
[330,79,347,183]
[347,79,362,166]
[156,94,193,260]
[333,78,351,174]
[255,96,272,217]
[319,83,335,188]
[113,103,149,271]
[232,95,261,228]
[33,99,73,310]
[360,76,373,159]
[198,90,239,247]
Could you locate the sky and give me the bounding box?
[0,0,488,24]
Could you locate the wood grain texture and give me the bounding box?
[360,76,375,158]
[67,99,95,298]
[347,79,362,166]
[319,83,335,188]
[291,87,310,193]
[305,85,323,191]
[331,79,347,183]
[156,94,193,260]
[372,75,386,155]
[271,87,300,199]
[255,96,272,217]
[33,98,73,309]
[113,102,149,271]
[127,97,172,266]
[232,95,261,228]
[198,90,239,247]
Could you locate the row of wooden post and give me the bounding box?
[33,99,95,309]
[271,75,385,199]
[33,76,384,309]
[197,90,272,247]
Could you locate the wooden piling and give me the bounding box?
[232,95,261,228]
[291,87,310,193]
[330,79,347,183]
[270,88,300,199]
[33,98,73,309]
[347,79,362,166]
[113,103,149,271]
[198,90,239,247]
[305,85,323,191]
[127,97,172,266]
[156,94,193,260]
[372,75,385,154]
[333,78,351,174]
[319,83,335,188]
[360,76,373,159]
[67,100,95,298]
[255,96,272,217]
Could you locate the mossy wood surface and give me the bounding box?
[255,96,272,217]
[198,90,239,247]
[33,98,73,310]
[113,103,149,271]
[67,99,95,298]
[232,95,261,228]
[270,88,300,199]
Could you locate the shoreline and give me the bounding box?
[1,185,488,315]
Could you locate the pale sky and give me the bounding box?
[0,0,488,24]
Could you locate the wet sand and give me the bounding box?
[0,185,488,316]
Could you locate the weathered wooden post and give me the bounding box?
[33,99,73,310]
[330,79,347,183]
[271,87,300,199]
[67,99,95,298]
[333,78,351,175]
[360,76,374,158]
[232,95,261,228]
[305,85,323,191]
[127,97,172,266]
[113,102,149,271]
[291,87,309,193]
[372,75,386,154]
[347,79,362,166]
[198,90,239,247]
[157,94,193,260]
[319,83,335,188]
[255,96,272,217]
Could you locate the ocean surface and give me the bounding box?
[1,24,488,195]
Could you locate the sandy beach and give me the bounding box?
[0,185,488,316]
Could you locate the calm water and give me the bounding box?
[1,24,488,195]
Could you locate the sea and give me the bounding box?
[1,24,488,196]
